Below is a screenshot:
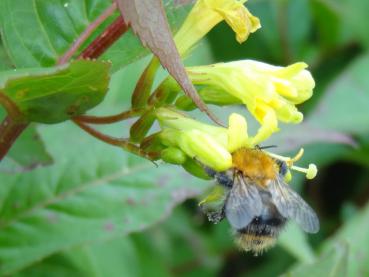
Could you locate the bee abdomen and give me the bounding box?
[235,216,287,254]
[238,216,287,237]
[235,234,277,254]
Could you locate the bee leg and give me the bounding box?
[207,207,226,224]
[203,167,233,189]
[216,172,234,189]
[276,160,288,177]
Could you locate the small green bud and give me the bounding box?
[140,132,166,152]
[175,95,196,111]
[130,109,156,143]
[148,77,181,106]
[132,58,160,108]
[182,158,211,180]
[161,147,187,165]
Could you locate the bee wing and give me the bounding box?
[225,175,262,230]
[269,176,320,233]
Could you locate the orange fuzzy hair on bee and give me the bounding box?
[232,148,277,187]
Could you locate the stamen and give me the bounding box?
[284,170,292,182]
[290,164,317,179]
[289,148,304,165]
[264,151,290,162]
[264,148,316,179]
[264,148,304,166]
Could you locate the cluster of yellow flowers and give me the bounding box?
[155,0,317,180]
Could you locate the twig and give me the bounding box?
[72,119,159,160]
[58,3,118,65]
[73,107,144,124]
[78,16,128,60]
[0,92,29,161]
[0,93,23,119]
[0,116,29,161]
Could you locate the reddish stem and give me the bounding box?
[0,4,131,163]
[73,119,159,160]
[58,3,118,65]
[74,107,144,124]
[78,16,128,60]
[0,93,29,161]
[0,116,29,161]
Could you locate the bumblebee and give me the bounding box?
[200,148,319,254]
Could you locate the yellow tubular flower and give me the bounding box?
[156,108,317,180]
[156,108,275,171]
[174,0,261,55]
[187,60,315,134]
[156,108,231,171]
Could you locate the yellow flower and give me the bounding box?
[174,0,261,55]
[186,60,315,141]
[156,108,263,171]
[156,108,231,171]
[156,108,317,180]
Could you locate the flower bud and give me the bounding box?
[130,109,156,143]
[174,0,261,55]
[161,147,187,164]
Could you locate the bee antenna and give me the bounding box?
[256,145,277,150]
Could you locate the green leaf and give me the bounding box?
[282,242,348,277]
[320,202,369,276]
[338,0,369,48]
[284,197,369,276]
[278,222,316,263]
[0,45,13,71]
[15,238,140,277]
[0,60,110,123]
[0,0,190,71]
[17,207,222,277]
[307,53,369,136]
[0,121,208,275]
[1,124,53,172]
[208,0,313,64]
[310,0,342,50]
[0,108,52,172]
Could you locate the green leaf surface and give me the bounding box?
[282,242,348,277]
[208,0,313,64]
[307,53,369,136]
[278,223,316,263]
[310,0,342,50]
[0,45,13,71]
[1,124,53,172]
[17,207,221,277]
[0,0,190,71]
[15,238,140,277]
[338,0,369,48]
[320,202,369,276]
[0,108,52,172]
[0,121,208,275]
[0,60,110,123]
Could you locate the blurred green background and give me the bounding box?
[1,0,369,276]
